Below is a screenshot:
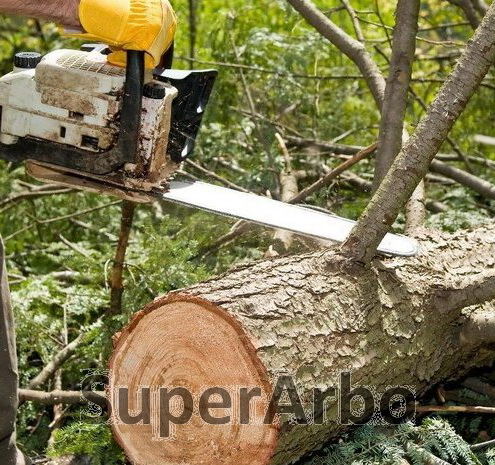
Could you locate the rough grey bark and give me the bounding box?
[114,223,495,465]
[373,0,420,188]
[0,239,29,465]
[286,0,385,107]
[341,3,495,263]
[405,181,426,233]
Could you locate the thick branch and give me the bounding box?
[19,389,107,408]
[447,0,481,29]
[27,333,85,389]
[431,271,495,313]
[340,4,495,263]
[430,159,495,199]
[374,0,420,187]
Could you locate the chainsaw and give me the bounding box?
[0,45,418,257]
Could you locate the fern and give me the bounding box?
[47,421,125,465]
[304,418,482,465]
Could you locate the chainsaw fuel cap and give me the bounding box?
[14,52,42,69]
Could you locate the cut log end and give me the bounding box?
[109,294,278,465]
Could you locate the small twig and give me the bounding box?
[186,159,251,193]
[0,187,73,213]
[232,107,303,137]
[58,234,92,259]
[177,58,495,88]
[27,333,86,390]
[288,142,377,204]
[341,0,365,42]
[415,404,495,414]
[194,220,253,258]
[358,16,466,47]
[471,438,495,451]
[4,200,121,241]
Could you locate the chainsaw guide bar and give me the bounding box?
[27,160,418,257]
[161,181,420,257]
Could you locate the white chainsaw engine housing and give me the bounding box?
[0,49,176,157]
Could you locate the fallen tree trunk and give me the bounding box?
[109,223,495,465]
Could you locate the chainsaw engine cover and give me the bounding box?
[0,46,217,179]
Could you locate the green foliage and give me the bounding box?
[306,419,483,465]
[0,1,494,463]
[47,421,125,465]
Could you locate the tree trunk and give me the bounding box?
[109,223,495,465]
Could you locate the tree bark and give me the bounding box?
[430,159,495,199]
[109,223,495,465]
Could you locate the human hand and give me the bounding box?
[67,0,177,68]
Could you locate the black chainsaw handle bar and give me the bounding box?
[119,50,145,165]
[119,44,174,165]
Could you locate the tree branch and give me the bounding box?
[430,159,495,199]
[109,200,136,315]
[373,0,420,187]
[288,142,377,204]
[340,4,495,262]
[286,0,385,107]
[472,0,489,15]
[19,389,107,408]
[27,333,85,390]
[405,182,426,234]
[447,0,481,29]
[287,138,495,200]
[460,311,495,345]
[271,134,300,252]
[340,0,364,42]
